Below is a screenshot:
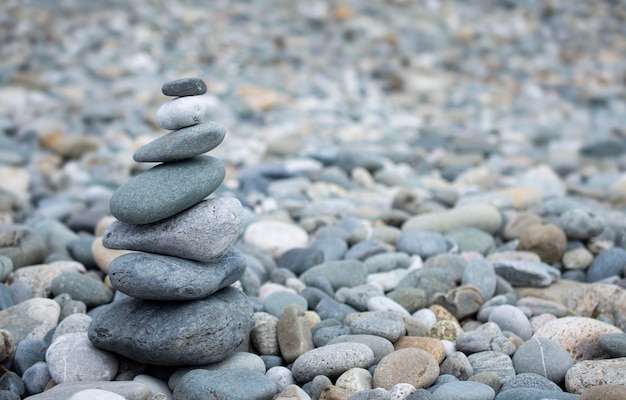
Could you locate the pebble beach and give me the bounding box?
[1,1,626,399]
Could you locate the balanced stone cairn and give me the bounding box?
[88,78,254,366]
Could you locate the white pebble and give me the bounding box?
[390,383,416,400]
[412,309,437,330]
[155,97,206,130]
[266,366,296,391]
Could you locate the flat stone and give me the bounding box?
[394,336,446,364]
[251,312,279,355]
[364,252,411,273]
[372,348,439,390]
[386,288,428,314]
[467,351,515,380]
[108,155,225,225]
[455,330,515,356]
[173,369,277,400]
[67,389,126,400]
[155,96,206,130]
[445,227,494,255]
[88,286,253,366]
[277,247,324,275]
[327,334,394,364]
[104,197,242,262]
[402,204,502,235]
[276,304,314,363]
[264,291,309,318]
[52,313,92,342]
[516,297,569,318]
[487,305,532,341]
[108,247,245,300]
[291,342,375,383]
[500,373,562,393]
[396,231,452,259]
[9,261,86,298]
[161,77,207,97]
[46,332,118,383]
[396,268,456,301]
[492,260,556,287]
[349,311,405,342]
[133,121,226,163]
[494,387,579,400]
[579,384,626,400]
[586,247,626,283]
[533,316,623,361]
[462,258,497,300]
[50,273,113,308]
[565,358,626,394]
[0,298,59,345]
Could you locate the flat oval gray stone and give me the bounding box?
[51,273,113,308]
[0,226,47,269]
[162,77,207,97]
[173,369,277,400]
[88,286,253,366]
[109,155,225,224]
[133,121,226,163]
[299,260,367,290]
[291,342,375,383]
[327,334,394,364]
[433,381,495,400]
[103,197,242,262]
[108,247,246,300]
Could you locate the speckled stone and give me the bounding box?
[393,336,446,364]
[565,358,626,394]
[161,77,207,97]
[372,348,439,390]
[512,337,574,384]
[291,342,375,383]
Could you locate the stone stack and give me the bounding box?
[88,78,254,366]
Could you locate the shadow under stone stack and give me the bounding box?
[87,78,254,366]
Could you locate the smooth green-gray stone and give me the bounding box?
[88,286,253,366]
[162,77,207,97]
[108,247,246,300]
[133,121,226,163]
[109,155,224,225]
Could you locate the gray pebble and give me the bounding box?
[445,227,494,255]
[0,225,47,269]
[51,273,112,308]
[108,155,225,225]
[21,361,50,396]
[300,260,368,291]
[315,297,357,321]
[264,291,309,318]
[349,311,405,342]
[386,288,428,314]
[173,369,277,400]
[309,237,348,262]
[424,254,466,283]
[161,77,207,97]
[313,325,351,347]
[432,381,495,400]
[12,339,47,375]
[467,351,515,380]
[336,284,384,311]
[291,342,375,383]
[345,239,390,261]
[396,231,452,259]
[500,373,562,393]
[0,256,14,282]
[492,260,556,287]
[397,269,456,301]
[277,247,324,276]
[364,252,411,274]
[598,332,626,357]
[586,247,626,282]
[462,258,497,300]
[487,305,532,341]
[493,387,580,400]
[555,208,604,240]
[512,338,574,384]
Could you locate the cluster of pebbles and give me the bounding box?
[0,1,626,400]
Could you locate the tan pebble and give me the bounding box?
[276,304,314,363]
[319,385,350,400]
[533,316,623,361]
[565,358,626,394]
[429,304,459,324]
[502,213,543,240]
[91,237,135,274]
[303,311,321,328]
[393,336,446,364]
[425,320,464,341]
[579,383,626,400]
[562,248,594,270]
[274,384,312,400]
[372,348,439,390]
[95,216,117,237]
[518,223,567,263]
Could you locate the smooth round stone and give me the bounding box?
[565,358,626,394]
[167,351,267,390]
[244,221,309,259]
[291,342,375,383]
[88,287,253,366]
[51,313,92,342]
[277,247,324,275]
[349,312,406,342]
[67,389,126,400]
[0,226,47,269]
[313,325,350,347]
[500,373,562,393]
[492,260,556,287]
[66,236,98,270]
[445,227,494,255]
[134,121,226,163]
[364,252,411,274]
[518,223,567,264]
[109,247,245,300]
[104,197,242,263]
[46,332,118,383]
[109,155,225,225]
[12,338,47,375]
[0,298,60,344]
[372,348,439,390]
[156,96,206,130]
[0,284,13,311]
[598,333,626,357]
[328,334,394,364]
[396,231,452,259]
[562,248,594,270]
[335,367,372,396]
[22,361,51,395]
[309,237,348,262]
[386,288,427,314]
[300,260,367,291]
[516,297,569,318]
[174,369,277,400]
[487,305,531,341]
[467,351,515,380]
[336,284,384,311]
[555,209,604,240]
[462,258,497,300]
[0,256,13,282]
[432,381,495,400]
[0,371,23,398]
[586,247,626,282]
[455,329,515,356]
[494,387,579,400]
[425,320,464,342]
[266,366,295,392]
[402,204,502,235]
[439,351,473,380]
[264,291,308,318]
[50,273,112,308]
[579,384,626,400]
[251,312,279,355]
[393,337,446,364]
[315,297,356,322]
[162,77,207,97]
[533,316,623,361]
